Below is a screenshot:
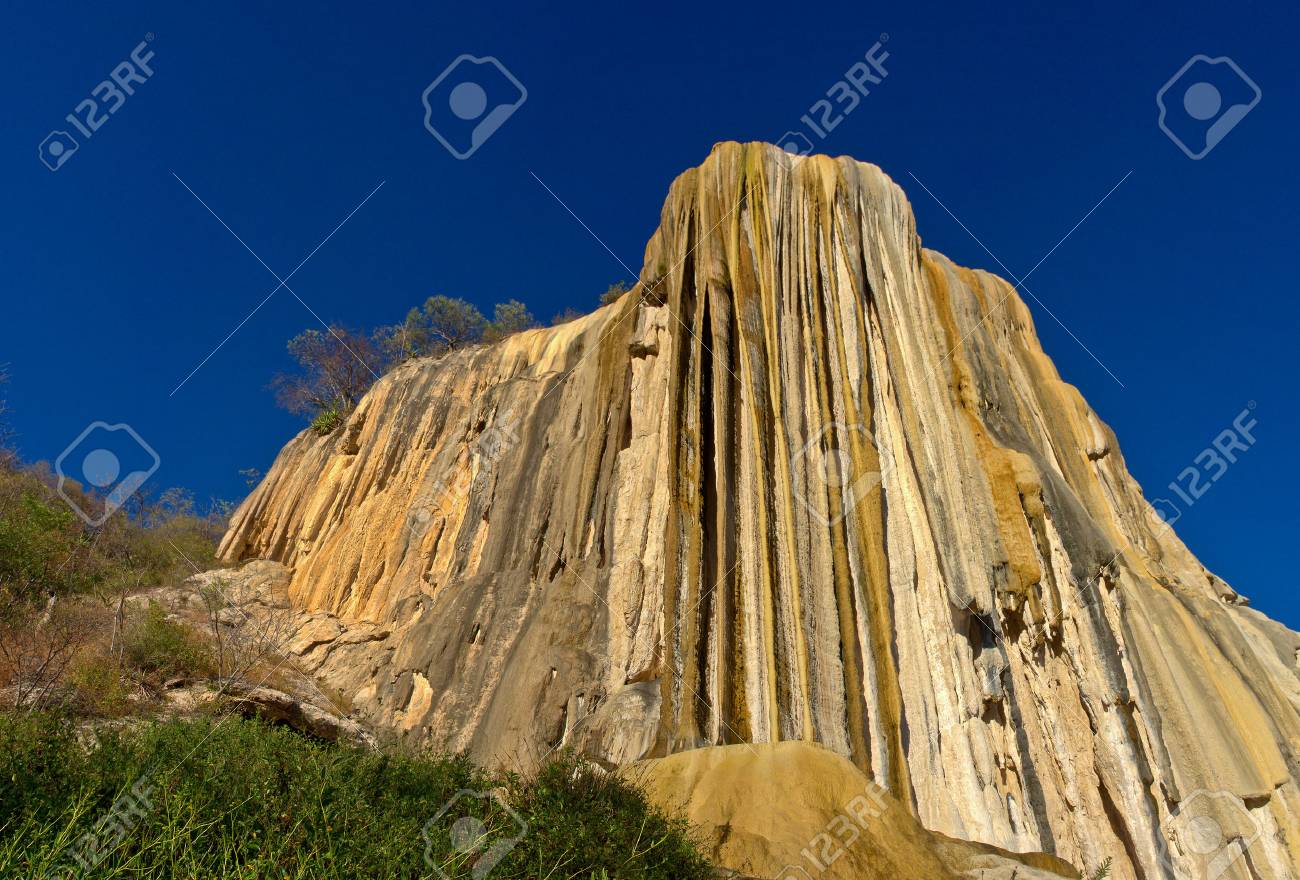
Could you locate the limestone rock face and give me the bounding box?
[220,142,1300,880]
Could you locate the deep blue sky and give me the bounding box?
[2,2,1296,626]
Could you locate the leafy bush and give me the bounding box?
[0,711,86,821]
[482,299,539,342]
[600,281,631,305]
[66,652,131,717]
[401,295,488,357]
[0,714,714,879]
[503,752,713,879]
[122,602,212,681]
[0,485,94,601]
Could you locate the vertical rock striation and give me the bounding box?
[220,142,1300,879]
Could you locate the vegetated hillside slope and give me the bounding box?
[0,713,712,879]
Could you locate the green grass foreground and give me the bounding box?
[0,712,714,879]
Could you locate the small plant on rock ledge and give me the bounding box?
[309,403,345,436]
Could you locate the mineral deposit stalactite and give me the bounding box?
[220,142,1300,880]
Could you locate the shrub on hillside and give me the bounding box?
[0,465,228,711]
[0,600,96,710]
[66,651,132,718]
[0,467,225,606]
[0,481,95,602]
[122,602,213,682]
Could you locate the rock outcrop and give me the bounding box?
[219,681,377,749]
[628,741,1079,879]
[219,142,1300,879]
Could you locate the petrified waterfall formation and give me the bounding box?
[220,142,1300,879]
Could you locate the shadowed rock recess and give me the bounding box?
[220,143,1300,879]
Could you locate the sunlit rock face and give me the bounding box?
[220,142,1300,880]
